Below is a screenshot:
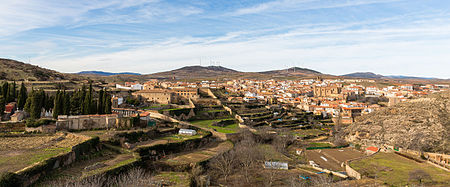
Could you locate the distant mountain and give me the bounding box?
[0,58,78,81]
[342,72,384,79]
[78,71,141,76]
[147,66,245,79]
[261,67,322,77]
[384,75,435,79]
[146,66,323,79]
[343,72,439,80]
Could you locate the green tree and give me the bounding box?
[80,85,86,114]
[11,82,16,101]
[30,90,44,119]
[0,96,5,116]
[2,82,9,102]
[17,83,27,110]
[53,90,62,119]
[97,89,104,114]
[63,91,71,115]
[70,89,82,115]
[104,92,112,114]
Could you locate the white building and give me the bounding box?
[264,161,288,170]
[179,128,197,136]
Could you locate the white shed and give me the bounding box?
[179,128,197,136]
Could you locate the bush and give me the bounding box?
[26,119,56,128]
[0,172,21,187]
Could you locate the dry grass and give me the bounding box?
[0,133,88,173]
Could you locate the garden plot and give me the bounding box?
[350,152,450,186]
[163,141,233,166]
[305,147,364,172]
[0,133,89,173]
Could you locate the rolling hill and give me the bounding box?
[77,71,141,76]
[342,72,384,79]
[0,58,79,81]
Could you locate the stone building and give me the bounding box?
[56,114,119,130]
[313,85,342,97]
[133,88,199,104]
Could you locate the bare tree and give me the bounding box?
[235,137,263,183]
[409,169,431,184]
[209,150,236,182]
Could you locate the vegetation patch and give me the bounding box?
[190,119,239,134]
[350,152,450,186]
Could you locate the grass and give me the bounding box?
[259,144,292,162]
[292,129,327,137]
[308,142,333,147]
[0,134,87,173]
[190,119,239,134]
[161,134,203,141]
[350,152,450,186]
[163,141,234,165]
[82,153,139,177]
[153,172,190,186]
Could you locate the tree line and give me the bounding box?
[0,82,112,119]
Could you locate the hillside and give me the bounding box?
[78,71,141,76]
[343,91,450,154]
[261,67,322,77]
[342,72,383,79]
[147,66,247,79]
[146,66,323,80]
[0,58,77,81]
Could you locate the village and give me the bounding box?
[0,77,449,186]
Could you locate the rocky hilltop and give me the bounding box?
[344,91,450,154]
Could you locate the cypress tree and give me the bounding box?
[97,89,104,114]
[0,96,5,116]
[17,83,27,110]
[53,90,61,119]
[80,85,87,114]
[2,82,9,102]
[63,91,71,115]
[11,82,16,101]
[104,92,112,114]
[30,90,43,119]
[24,89,34,114]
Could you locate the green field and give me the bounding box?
[190,119,239,134]
[0,134,88,173]
[153,172,190,186]
[259,144,292,162]
[350,152,450,186]
[292,129,327,137]
[308,142,333,147]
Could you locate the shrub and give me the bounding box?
[0,172,21,187]
[26,119,56,128]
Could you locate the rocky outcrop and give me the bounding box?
[344,91,449,154]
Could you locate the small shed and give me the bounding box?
[179,128,197,136]
[264,161,288,170]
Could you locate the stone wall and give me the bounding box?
[0,135,100,187]
[345,164,361,179]
[57,114,119,130]
[0,121,25,132]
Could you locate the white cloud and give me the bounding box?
[231,0,402,16]
[37,22,450,78]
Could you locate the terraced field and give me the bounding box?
[0,133,89,173]
[350,152,450,186]
[163,141,234,166]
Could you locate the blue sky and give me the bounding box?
[0,0,449,78]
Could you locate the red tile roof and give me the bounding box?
[366,146,379,152]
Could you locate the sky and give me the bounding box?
[0,0,449,78]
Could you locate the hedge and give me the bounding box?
[25,119,55,128]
